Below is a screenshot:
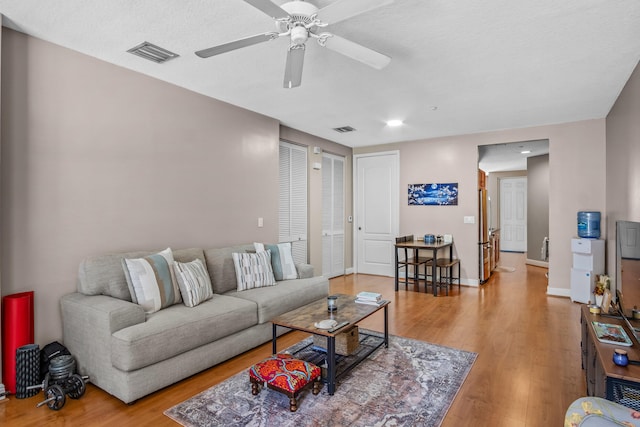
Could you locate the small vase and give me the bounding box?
[613,349,629,367]
[595,294,604,307]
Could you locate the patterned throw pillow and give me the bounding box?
[174,259,213,307]
[232,250,276,291]
[254,242,298,281]
[122,248,181,314]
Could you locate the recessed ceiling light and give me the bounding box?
[386,119,403,127]
[521,150,531,154]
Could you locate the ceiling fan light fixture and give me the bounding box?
[291,25,309,45]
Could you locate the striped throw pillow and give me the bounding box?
[122,248,181,314]
[254,242,298,281]
[232,250,276,291]
[174,259,213,307]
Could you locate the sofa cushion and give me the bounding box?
[77,248,206,301]
[225,276,329,324]
[254,242,298,281]
[204,244,255,294]
[232,251,276,291]
[174,258,214,307]
[123,248,182,313]
[111,294,258,371]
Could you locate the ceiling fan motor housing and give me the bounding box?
[276,1,319,34]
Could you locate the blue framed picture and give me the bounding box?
[408,183,458,206]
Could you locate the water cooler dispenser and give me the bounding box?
[570,238,605,304]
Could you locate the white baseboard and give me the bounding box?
[526,258,549,268]
[345,267,354,275]
[547,286,571,298]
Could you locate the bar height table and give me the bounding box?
[394,240,453,295]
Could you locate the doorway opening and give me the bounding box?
[478,139,550,273]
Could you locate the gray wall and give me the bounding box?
[605,60,640,290]
[527,154,550,262]
[0,28,351,350]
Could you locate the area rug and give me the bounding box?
[165,332,477,427]
[494,266,516,272]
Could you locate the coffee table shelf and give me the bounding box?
[270,294,389,395]
[290,331,386,383]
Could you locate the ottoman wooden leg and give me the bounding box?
[312,378,321,395]
[289,396,298,412]
[250,377,261,395]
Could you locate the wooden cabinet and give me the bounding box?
[581,305,640,409]
[478,169,486,189]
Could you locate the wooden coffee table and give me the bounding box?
[270,293,389,395]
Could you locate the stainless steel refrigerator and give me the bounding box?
[479,188,490,283]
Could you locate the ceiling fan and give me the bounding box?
[195,0,394,88]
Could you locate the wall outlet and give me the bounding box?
[258,217,263,228]
[464,216,476,224]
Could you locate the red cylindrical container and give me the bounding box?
[2,291,35,394]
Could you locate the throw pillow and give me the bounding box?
[254,242,298,281]
[232,250,276,291]
[174,258,213,307]
[122,248,181,314]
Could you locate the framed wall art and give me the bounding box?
[408,183,458,206]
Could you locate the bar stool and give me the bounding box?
[396,235,432,291]
[435,258,461,296]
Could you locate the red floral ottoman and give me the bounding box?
[249,354,321,412]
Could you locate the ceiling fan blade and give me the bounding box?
[283,45,305,89]
[195,32,278,58]
[317,0,394,25]
[322,34,390,69]
[243,0,290,19]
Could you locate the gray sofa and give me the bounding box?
[60,244,329,403]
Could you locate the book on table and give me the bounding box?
[355,298,388,307]
[356,291,382,301]
[355,292,386,306]
[591,321,633,346]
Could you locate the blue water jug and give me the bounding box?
[577,211,600,239]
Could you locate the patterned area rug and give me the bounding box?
[165,332,477,427]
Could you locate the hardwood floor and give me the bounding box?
[0,252,584,426]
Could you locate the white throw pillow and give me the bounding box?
[232,250,276,291]
[122,247,181,314]
[174,259,213,307]
[254,242,298,281]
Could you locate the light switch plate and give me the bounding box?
[464,216,476,224]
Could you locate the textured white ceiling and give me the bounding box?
[1,0,640,148]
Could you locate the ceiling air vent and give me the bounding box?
[333,126,356,133]
[127,42,179,63]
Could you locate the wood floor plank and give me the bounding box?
[0,252,584,426]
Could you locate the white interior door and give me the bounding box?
[354,151,399,276]
[322,154,345,278]
[500,177,527,252]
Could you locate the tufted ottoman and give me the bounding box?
[249,354,321,412]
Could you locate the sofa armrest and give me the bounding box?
[61,292,145,335]
[60,292,146,383]
[295,263,315,279]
